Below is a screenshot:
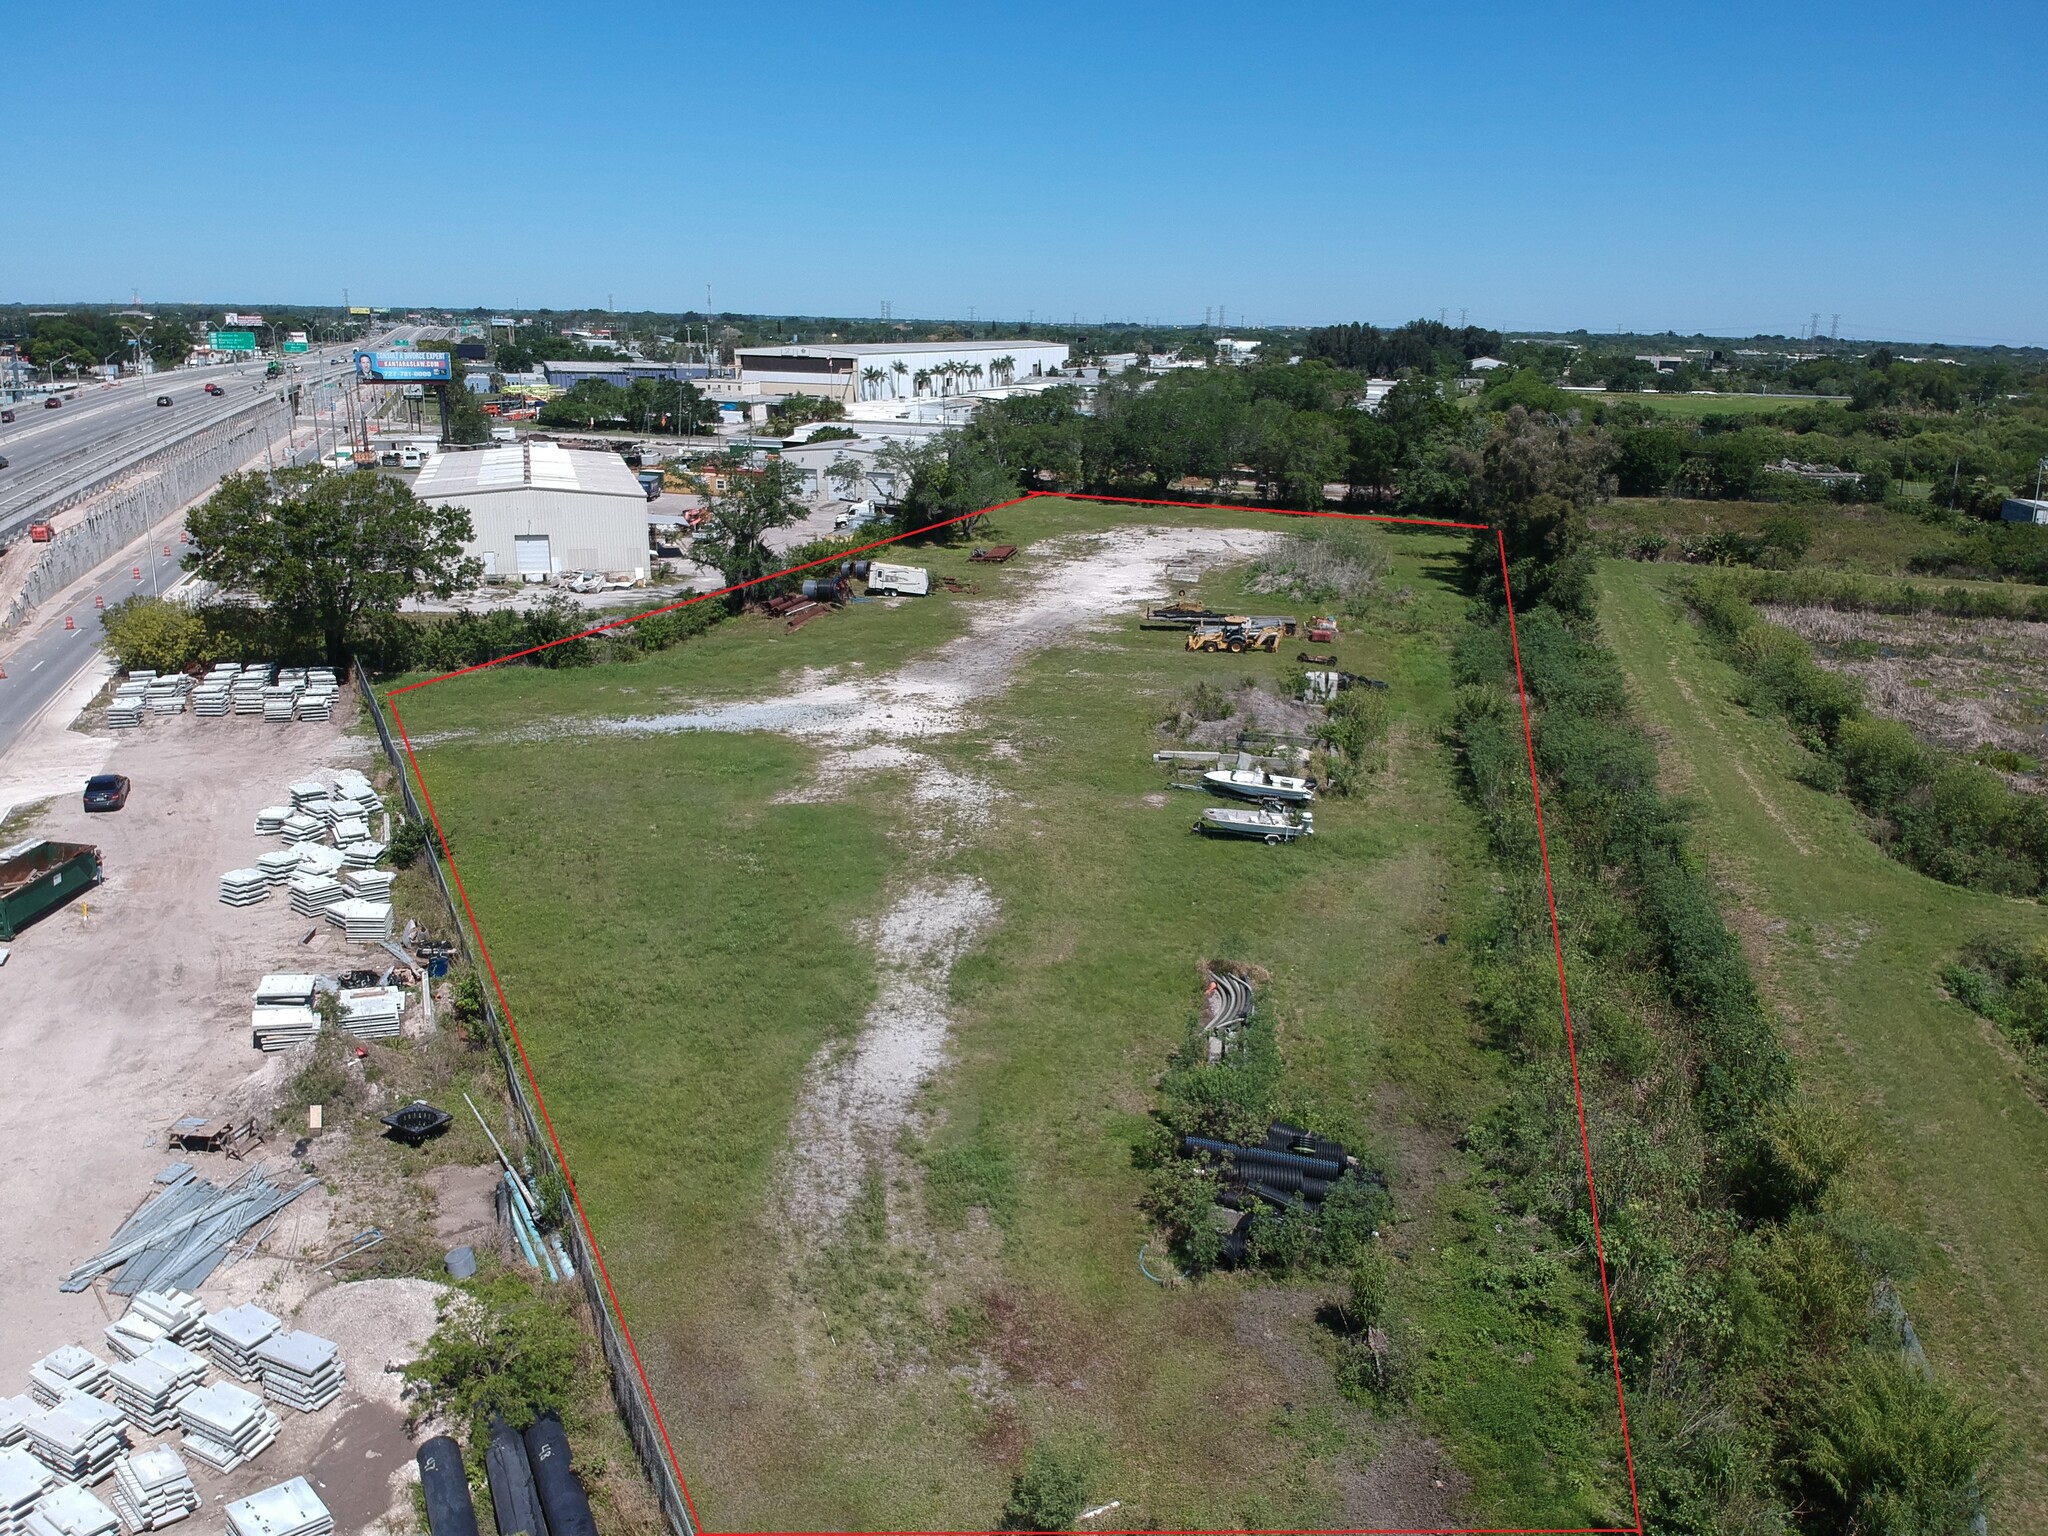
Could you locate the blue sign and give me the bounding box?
[353,349,451,382]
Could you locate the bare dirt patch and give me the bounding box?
[1334,1426,1473,1530]
[1763,603,2048,770]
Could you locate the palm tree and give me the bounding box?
[913,368,931,397]
[890,359,908,397]
[969,362,986,391]
[860,365,885,401]
[993,354,1015,386]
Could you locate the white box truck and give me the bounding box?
[865,562,930,597]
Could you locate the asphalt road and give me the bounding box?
[0,530,189,758]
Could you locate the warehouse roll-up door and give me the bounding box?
[515,535,551,578]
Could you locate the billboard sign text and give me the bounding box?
[210,331,257,352]
[353,349,451,382]
[224,312,264,327]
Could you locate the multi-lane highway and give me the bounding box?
[0,330,413,758]
[0,341,376,539]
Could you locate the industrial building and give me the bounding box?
[734,340,1070,402]
[540,359,714,390]
[413,442,649,582]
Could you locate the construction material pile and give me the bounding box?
[106,1445,199,1531]
[103,1345,206,1436]
[254,1334,343,1414]
[198,1306,279,1384]
[176,1384,278,1473]
[0,1399,37,1449]
[223,1479,330,1536]
[20,1394,127,1483]
[250,974,320,1052]
[335,986,402,1042]
[26,1352,105,1411]
[20,1481,120,1536]
[61,1168,316,1296]
[0,1445,57,1534]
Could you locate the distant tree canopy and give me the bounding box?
[535,377,719,435]
[1300,318,1503,376]
[692,458,807,600]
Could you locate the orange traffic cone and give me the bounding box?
[94,594,104,609]
[65,615,75,630]
[132,566,141,581]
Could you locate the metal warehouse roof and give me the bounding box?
[738,339,1049,358]
[413,441,644,499]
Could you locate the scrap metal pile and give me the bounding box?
[60,1168,317,1296]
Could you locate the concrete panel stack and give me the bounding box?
[255,849,301,887]
[252,807,290,836]
[341,841,385,870]
[107,1445,199,1532]
[286,875,342,918]
[26,1352,106,1410]
[0,1398,36,1448]
[124,1295,205,1350]
[295,686,335,722]
[278,814,322,846]
[176,1384,277,1473]
[0,1445,57,1535]
[102,1346,205,1437]
[329,900,393,943]
[21,1482,120,1536]
[261,686,299,723]
[223,1480,330,1536]
[21,1395,127,1484]
[217,870,268,909]
[196,1307,279,1384]
[249,1008,320,1053]
[192,679,231,717]
[340,870,393,901]
[253,1334,343,1415]
[336,987,403,1042]
[106,685,145,730]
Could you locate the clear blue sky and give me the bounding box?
[10,2,2045,344]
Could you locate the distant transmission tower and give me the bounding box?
[1830,313,1840,340]
[1810,312,1820,340]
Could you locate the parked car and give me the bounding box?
[1,408,15,423]
[82,774,130,812]
[0,456,9,470]
[156,395,173,407]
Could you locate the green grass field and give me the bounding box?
[392,501,1636,1529]
[1575,390,1842,417]
[1595,497,1966,576]
[1595,560,2048,1527]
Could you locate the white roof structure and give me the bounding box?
[413,441,643,500]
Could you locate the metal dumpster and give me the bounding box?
[0,840,102,939]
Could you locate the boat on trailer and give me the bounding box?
[1202,767,1315,805]
[1195,807,1315,843]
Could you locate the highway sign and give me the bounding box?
[282,341,310,353]
[210,331,257,352]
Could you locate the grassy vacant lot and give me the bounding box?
[1574,390,1841,418]
[1596,560,2048,1526]
[394,500,1630,1530]
[1593,497,1952,574]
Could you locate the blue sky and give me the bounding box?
[8,2,2045,344]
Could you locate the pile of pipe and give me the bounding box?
[1181,1122,1363,1267]
[1199,966,1255,1063]
[61,1169,316,1296]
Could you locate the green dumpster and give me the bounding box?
[0,840,102,939]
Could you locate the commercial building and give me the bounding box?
[413,441,649,581]
[2002,498,2048,525]
[541,359,714,390]
[734,340,1069,402]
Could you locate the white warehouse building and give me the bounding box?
[735,339,1070,402]
[413,441,648,582]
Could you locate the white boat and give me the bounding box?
[1196,807,1314,843]
[1202,768,1315,804]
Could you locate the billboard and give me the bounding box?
[210,331,257,352]
[224,312,264,327]
[348,306,372,316]
[353,349,451,382]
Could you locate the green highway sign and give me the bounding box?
[282,341,309,353]
[210,331,257,352]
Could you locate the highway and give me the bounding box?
[0,530,189,759]
[0,331,411,538]
[0,327,420,760]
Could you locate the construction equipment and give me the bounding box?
[1186,621,1284,654]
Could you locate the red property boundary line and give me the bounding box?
[385,491,1644,1536]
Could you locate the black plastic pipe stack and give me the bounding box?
[523,1412,598,1536]
[416,1436,480,1536]
[485,1415,550,1536]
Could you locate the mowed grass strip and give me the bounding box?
[400,511,1630,1529]
[1596,559,2048,1526]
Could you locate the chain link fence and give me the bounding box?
[356,667,697,1536]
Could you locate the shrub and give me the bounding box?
[403,1274,584,1451]
[1792,1350,2002,1534]
[1002,1440,1097,1532]
[388,818,433,868]
[102,596,210,674]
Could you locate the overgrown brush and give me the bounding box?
[1247,525,1389,614]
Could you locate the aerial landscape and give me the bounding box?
[2,6,2045,1536]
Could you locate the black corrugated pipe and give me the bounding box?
[417,1437,480,1536]
[1182,1135,1343,1181]
[1264,1122,1349,1164]
[1239,1177,1310,1211]
[485,1415,550,1536]
[523,1412,598,1536]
